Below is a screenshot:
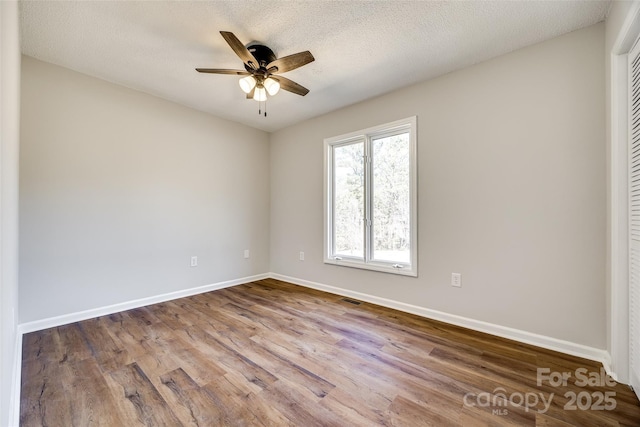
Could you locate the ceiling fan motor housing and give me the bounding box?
[246,45,277,70]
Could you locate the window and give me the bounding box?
[324,116,417,276]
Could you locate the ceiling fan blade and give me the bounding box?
[267,51,315,74]
[273,76,310,96]
[220,31,258,69]
[196,68,251,75]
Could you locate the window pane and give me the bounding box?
[372,133,410,263]
[334,142,364,258]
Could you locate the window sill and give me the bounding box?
[324,258,417,277]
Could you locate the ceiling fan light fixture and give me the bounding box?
[264,77,280,96]
[197,31,315,115]
[239,75,257,94]
[253,85,267,102]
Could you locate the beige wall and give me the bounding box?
[19,21,607,351]
[270,23,606,348]
[19,56,270,323]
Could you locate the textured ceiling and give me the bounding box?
[20,1,610,132]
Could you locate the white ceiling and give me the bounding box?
[20,1,610,133]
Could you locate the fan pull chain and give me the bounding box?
[258,100,268,117]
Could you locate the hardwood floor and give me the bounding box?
[20,278,640,426]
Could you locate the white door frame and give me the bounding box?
[611,1,640,384]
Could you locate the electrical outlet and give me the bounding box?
[299,251,305,261]
[451,273,461,287]
[244,249,250,259]
[190,256,198,267]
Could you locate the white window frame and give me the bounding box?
[324,116,417,276]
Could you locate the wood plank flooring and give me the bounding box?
[20,278,640,426]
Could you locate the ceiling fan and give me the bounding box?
[196,31,314,115]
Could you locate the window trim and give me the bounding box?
[323,116,417,277]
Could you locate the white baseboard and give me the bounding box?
[18,273,269,334]
[18,272,612,370]
[269,273,613,373]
